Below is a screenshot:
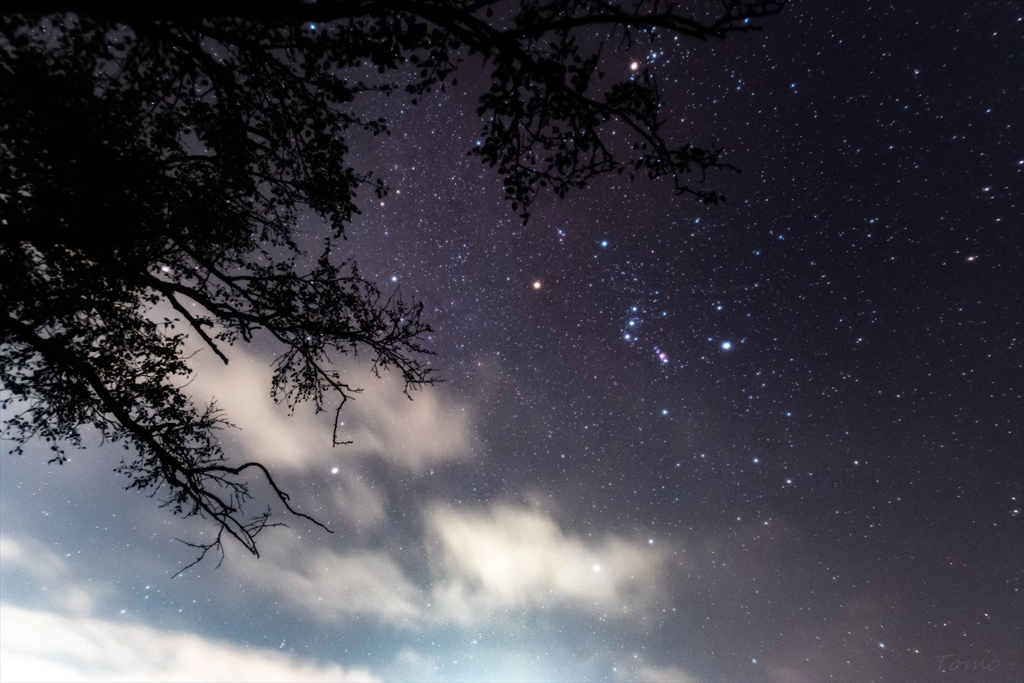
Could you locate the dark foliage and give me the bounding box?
[0,0,786,570]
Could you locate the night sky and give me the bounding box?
[1,2,1022,682]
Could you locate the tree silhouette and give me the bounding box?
[0,0,786,570]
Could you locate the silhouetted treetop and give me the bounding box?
[0,0,786,572]
[4,0,786,219]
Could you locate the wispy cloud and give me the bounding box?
[221,500,670,629]
[339,369,476,473]
[617,662,699,683]
[184,344,476,474]
[0,536,107,615]
[228,541,422,625]
[0,604,378,682]
[427,503,667,622]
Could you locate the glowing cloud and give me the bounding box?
[427,503,666,621]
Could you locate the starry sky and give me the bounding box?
[1,2,1022,682]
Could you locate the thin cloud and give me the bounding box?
[184,343,476,474]
[340,371,475,473]
[225,501,671,628]
[618,663,699,683]
[228,542,422,626]
[0,536,107,615]
[427,503,667,622]
[0,604,378,682]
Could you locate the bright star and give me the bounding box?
[721,341,732,350]
[533,280,542,290]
